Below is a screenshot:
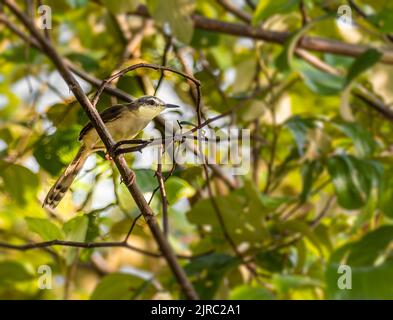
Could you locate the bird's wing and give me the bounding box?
[78,102,136,141]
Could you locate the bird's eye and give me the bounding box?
[147,99,155,105]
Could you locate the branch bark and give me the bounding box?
[2,0,198,300]
[0,12,238,190]
[131,5,393,65]
[0,239,210,260]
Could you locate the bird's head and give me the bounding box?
[135,95,180,112]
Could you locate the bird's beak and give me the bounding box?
[164,103,180,109]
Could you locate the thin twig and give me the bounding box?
[156,145,169,237]
[154,35,173,95]
[299,0,309,26]
[2,0,198,300]
[130,5,393,64]
[216,0,251,23]
[0,239,212,260]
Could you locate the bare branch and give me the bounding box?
[0,239,211,260]
[2,0,198,300]
[216,0,251,23]
[156,145,169,237]
[131,5,393,65]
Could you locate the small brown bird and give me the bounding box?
[43,95,179,209]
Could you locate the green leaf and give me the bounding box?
[0,261,34,285]
[345,226,393,267]
[333,121,377,157]
[285,116,316,155]
[277,220,322,255]
[46,102,79,129]
[134,169,157,192]
[0,161,39,206]
[255,251,287,273]
[165,177,195,203]
[187,187,270,246]
[85,212,100,242]
[65,53,100,72]
[90,273,149,300]
[345,49,382,87]
[33,127,80,176]
[232,59,257,94]
[294,59,344,95]
[63,215,88,242]
[367,9,393,33]
[147,0,195,44]
[229,285,274,300]
[379,168,393,218]
[259,193,292,210]
[191,29,220,48]
[66,0,88,8]
[327,155,382,210]
[324,53,354,69]
[253,0,300,25]
[63,215,89,264]
[326,226,393,299]
[273,274,322,294]
[300,160,323,202]
[101,0,139,14]
[276,17,327,72]
[0,44,40,64]
[26,217,64,241]
[243,178,269,214]
[185,253,239,299]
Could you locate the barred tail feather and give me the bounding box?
[43,146,88,209]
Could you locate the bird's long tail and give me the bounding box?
[43,145,89,209]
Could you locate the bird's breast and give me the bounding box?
[82,108,160,150]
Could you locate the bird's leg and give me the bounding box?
[110,138,155,156]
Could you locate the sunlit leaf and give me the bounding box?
[378,168,393,218]
[63,215,89,264]
[187,187,271,246]
[333,121,377,157]
[0,261,34,285]
[294,59,344,95]
[229,285,274,300]
[26,217,64,241]
[367,9,393,33]
[285,116,316,155]
[147,0,195,44]
[327,154,382,210]
[33,127,80,176]
[134,169,157,192]
[300,159,323,202]
[253,0,300,25]
[273,274,322,295]
[185,253,239,299]
[165,177,195,204]
[101,0,139,14]
[345,49,382,87]
[326,226,393,299]
[90,273,150,300]
[0,161,39,206]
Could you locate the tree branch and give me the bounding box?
[216,0,251,23]
[156,147,169,238]
[0,239,211,260]
[2,0,198,300]
[131,5,393,64]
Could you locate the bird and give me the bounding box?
[43,95,179,209]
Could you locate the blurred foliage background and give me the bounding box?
[1,0,393,300]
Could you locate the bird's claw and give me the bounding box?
[105,153,113,161]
